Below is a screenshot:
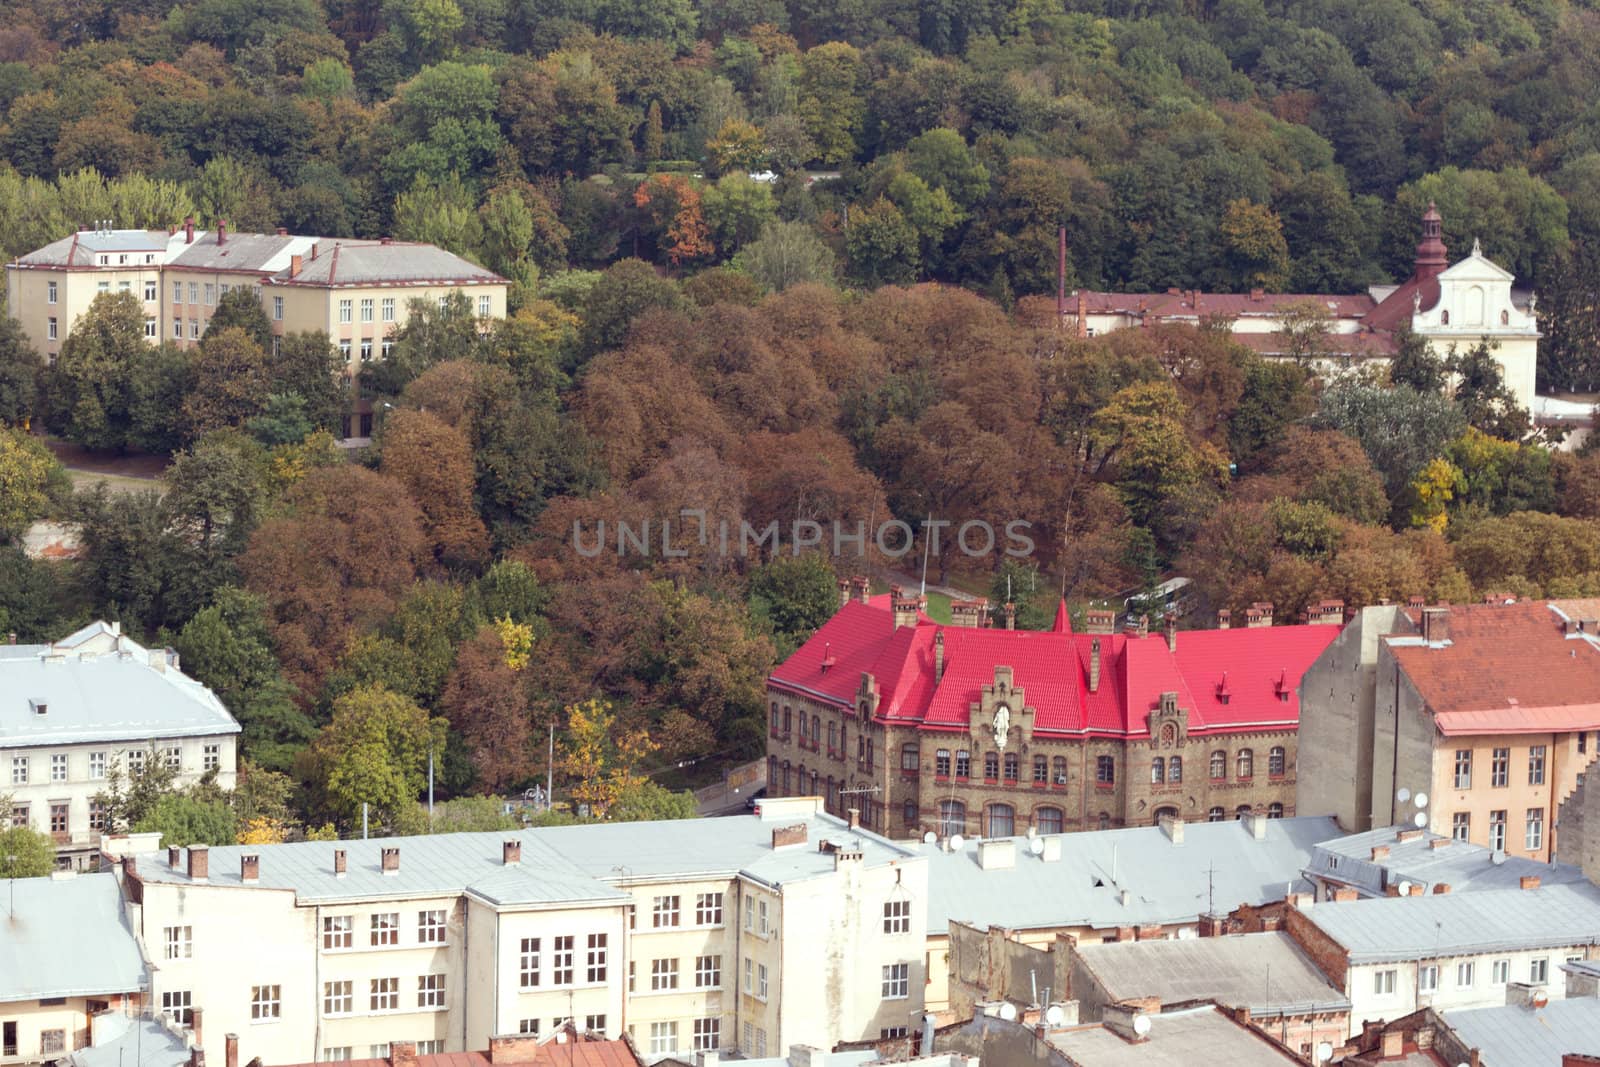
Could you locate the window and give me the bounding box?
[757,963,768,999]
[903,799,918,824]
[251,985,280,1021]
[552,936,574,984]
[755,1028,767,1056]
[164,926,192,959]
[519,938,540,987]
[89,799,106,831]
[1526,808,1544,852]
[693,1018,720,1051]
[1492,747,1509,787]
[955,749,970,778]
[653,895,681,927]
[742,1023,752,1053]
[1454,749,1472,789]
[338,339,351,359]
[382,339,394,358]
[984,751,999,779]
[1096,755,1115,784]
[204,283,215,305]
[1268,802,1284,819]
[47,281,57,303]
[1419,964,1438,993]
[414,909,446,943]
[1237,749,1254,778]
[47,317,57,341]
[584,1016,606,1037]
[586,933,607,982]
[273,296,284,320]
[189,319,200,339]
[371,913,399,946]
[50,753,67,782]
[382,297,396,322]
[1052,756,1068,784]
[1582,731,1590,754]
[884,899,911,934]
[1029,806,1062,835]
[758,899,769,935]
[1373,969,1396,995]
[1493,959,1509,984]
[1003,752,1019,781]
[1152,757,1165,784]
[882,963,910,998]
[323,1050,352,1062]
[1169,756,1182,783]
[338,299,352,323]
[41,1031,65,1055]
[174,321,184,338]
[936,749,951,776]
[10,804,25,829]
[323,981,352,1015]
[1490,809,1507,852]
[1268,747,1285,776]
[1529,745,1546,785]
[651,957,679,991]
[1456,961,1474,987]
[649,1023,678,1055]
[695,954,721,988]
[901,744,920,772]
[518,1021,539,1036]
[11,756,27,785]
[165,745,182,771]
[162,991,193,1026]
[360,338,373,362]
[417,1042,443,1055]
[360,298,374,322]
[145,281,157,302]
[479,294,492,317]
[986,803,1015,837]
[324,915,353,949]
[144,317,157,338]
[1210,751,1226,779]
[1452,812,1470,841]
[370,977,398,1011]
[1441,309,1450,325]
[696,892,723,925]
[89,751,106,779]
[418,973,446,1008]
[939,799,966,836]
[743,956,753,993]
[1208,806,1224,822]
[173,281,184,303]
[370,1046,390,1059]
[188,283,199,304]
[99,280,110,291]
[1033,755,1048,783]
[1530,957,1549,983]
[45,802,66,835]
[203,744,220,772]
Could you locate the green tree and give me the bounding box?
[393,173,483,257]
[93,746,180,833]
[1317,381,1467,505]
[702,173,777,255]
[364,291,483,398]
[204,287,273,350]
[127,343,196,456]
[609,780,698,821]
[309,685,445,829]
[133,793,239,847]
[845,197,919,286]
[41,291,145,452]
[797,42,863,164]
[905,128,990,212]
[164,432,267,553]
[748,553,836,656]
[1389,327,1448,393]
[383,62,504,191]
[733,220,836,292]
[0,826,54,877]
[1220,198,1290,291]
[273,333,346,435]
[578,259,686,359]
[0,313,40,427]
[184,328,274,438]
[0,428,64,541]
[705,118,767,175]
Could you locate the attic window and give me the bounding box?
[29,699,47,715]
[1215,673,1230,705]
[1274,669,1290,702]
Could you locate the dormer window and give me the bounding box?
[29,699,47,715]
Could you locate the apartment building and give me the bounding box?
[117,798,928,1067]
[1305,824,1595,902]
[0,621,240,870]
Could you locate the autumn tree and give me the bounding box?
[0,427,64,541]
[1220,198,1290,291]
[378,408,489,568]
[439,624,536,791]
[561,697,658,818]
[306,684,446,829]
[184,327,274,437]
[633,173,715,266]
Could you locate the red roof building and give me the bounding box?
[764,585,1341,840]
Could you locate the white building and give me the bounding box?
[1,621,240,869]
[118,798,928,1066]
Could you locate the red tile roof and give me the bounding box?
[769,601,1339,739]
[1229,330,1399,358]
[1388,601,1600,734]
[274,1036,639,1067]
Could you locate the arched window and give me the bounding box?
[1236,805,1253,819]
[987,804,1015,838]
[1153,805,1179,825]
[1098,812,1111,831]
[1096,756,1115,784]
[984,752,1000,780]
[955,750,971,778]
[903,800,917,824]
[1269,746,1285,777]
[826,776,835,806]
[935,749,951,777]
[1033,755,1048,783]
[811,714,820,745]
[1052,757,1068,785]
[782,706,791,735]
[1003,753,1019,781]
[1151,758,1165,784]
[1500,309,1510,326]
[1169,756,1183,783]
[796,763,805,789]
[901,744,920,772]
[828,722,838,752]
[1210,751,1226,780]
[1237,749,1254,779]
[810,770,818,794]
[781,760,791,792]
[1441,309,1450,325]
[1160,723,1177,745]
[939,800,966,836]
[1268,802,1284,819]
[767,755,778,789]
[1035,807,1064,835]
[769,703,780,736]
[1208,807,1224,822]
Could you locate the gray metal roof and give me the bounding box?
[14,229,172,267]
[1309,825,1592,897]
[0,623,239,748]
[0,872,149,1002]
[918,816,1339,936]
[263,241,504,287]
[1304,883,1600,964]
[1444,997,1600,1065]
[1074,932,1350,1016]
[69,1018,191,1067]
[166,232,303,273]
[1046,1005,1300,1064]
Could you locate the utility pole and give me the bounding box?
[547,722,555,813]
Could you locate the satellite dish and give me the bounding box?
[950,834,966,851]
[1045,1005,1065,1027]
[1316,1043,1334,1063]
[1398,881,1414,896]
[923,831,937,845]
[1396,787,1411,803]
[998,1003,1018,1022]
[1413,812,1428,828]
[1029,837,1045,856]
[1491,849,1507,865]
[1414,792,1429,809]
[1132,1016,1152,1037]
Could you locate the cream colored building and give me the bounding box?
[116,798,927,1066]
[1,621,239,870]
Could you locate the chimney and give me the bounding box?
[772,823,808,849]
[977,839,1016,870]
[1003,602,1016,630]
[381,846,400,874]
[851,576,870,605]
[1197,913,1224,937]
[1421,605,1450,644]
[275,226,287,236]
[1076,290,1087,338]
[310,242,319,260]
[503,839,521,865]
[216,219,227,245]
[240,854,259,883]
[1250,287,1264,301]
[1381,1032,1404,1058]
[168,845,181,868]
[391,1040,418,1067]
[1101,1004,1151,1044]
[950,599,988,628]
[1311,599,1345,625]
[333,849,347,877]
[1241,810,1267,840]
[847,808,860,830]
[187,844,209,882]
[1163,613,1177,652]
[1217,609,1230,630]
[1371,845,1390,861]
[1246,602,1273,628]
[934,630,945,683]
[1085,609,1116,635]
[1506,982,1549,1010]
[225,1035,238,1067]
[1089,638,1102,693]
[1397,828,1424,842]
[1407,882,1424,896]
[184,215,195,244]
[192,1009,203,1052]
[890,586,925,629]
[1433,883,1451,894]
[1332,886,1358,902]
[837,578,852,610]
[289,254,302,279]
[1520,874,1541,890]
[1429,837,1451,850]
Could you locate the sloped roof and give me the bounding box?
[263,241,504,288]
[1443,997,1600,1064]
[1230,330,1399,358]
[1310,825,1595,897]
[14,229,169,267]
[167,231,314,273]
[0,872,148,1002]
[1047,1005,1301,1065]
[273,1032,643,1067]
[1077,291,1375,320]
[770,601,1338,738]
[1074,932,1349,1015]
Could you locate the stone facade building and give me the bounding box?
[764,583,1342,839]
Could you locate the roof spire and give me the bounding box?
[1414,201,1448,282]
[1051,599,1071,634]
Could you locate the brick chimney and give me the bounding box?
[837,578,852,610]
[934,630,945,683]
[184,215,195,244]
[503,839,521,865]
[334,849,346,877]
[275,226,288,236]
[187,844,208,882]
[289,254,302,279]
[241,854,259,883]
[890,586,925,629]
[1076,290,1087,338]
[1422,606,1450,644]
[1310,599,1345,626]
[847,808,860,830]
[1003,602,1016,630]
[950,599,988,628]
[1371,846,1389,861]
[850,576,870,605]
[1085,609,1117,635]
[1245,602,1273,628]
[772,823,808,849]
[1088,638,1102,693]
[225,1035,238,1067]
[1163,613,1177,652]
[391,1040,418,1067]
[192,1009,203,1052]
[216,219,227,246]
[1250,287,1264,302]
[1433,883,1451,894]
[1217,608,1230,630]
[1332,887,1358,902]
[168,845,181,868]
[1520,874,1541,890]
[1381,1032,1404,1059]
[381,846,400,874]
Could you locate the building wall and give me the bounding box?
[618,877,734,1060]
[475,901,625,1049]
[1369,650,1437,836]
[1557,762,1600,880]
[6,265,162,364]
[1343,946,1593,1033]
[0,995,138,1066]
[1426,731,1593,862]
[160,269,267,347]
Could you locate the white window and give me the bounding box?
[89,751,106,779]
[1490,810,1507,852]
[742,1023,753,1053]
[417,1042,443,1055]
[1456,961,1474,987]
[586,933,607,982]
[882,963,908,998]
[693,1018,719,1051]
[744,896,754,930]
[323,915,352,949]
[418,973,446,1008]
[338,339,351,360]
[743,957,752,993]
[162,991,192,1026]
[145,317,157,338]
[1374,969,1396,995]
[145,281,157,302]
[884,899,911,934]
[585,1015,606,1036]
[649,1022,678,1055]
[358,297,373,322]
[189,319,200,339]
[518,1020,539,1036]
[1493,959,1510,983]
[127,749,146,774]
[1531,957,1549,983]
[12,756,28,785]
[757,963,769,999]
[478,294,491,317]
[203,744,220,772]
[1418,964,1438,993]
[322,1049,351,1062]
[382,297,396,322]
[47,318,57,341]
[204,284,215,305]
[756,1028,767,1056]
[338,299,352,323]
[98,280,110,292]
[418,910,446,944]
[696,892,723,925]
[174,320,184,338]
[653,895,681,927]
[188,283,198,304]
[360,338,372,362]
[47,280,57,303]
[371,912,399,946]
[1526,808,1544,852]
[250,985,280,1021]
[552,936,574,984]
[50,754,67,782]
[165,745,182,770]
[273,296,283,320]
[119,280,131,292]
[323,981,352,1015]
[1453,812,1470,840]
[758,899,769,936]
[1529,745,1546,785]
[164,926,192,960]
[520,938,540,987]
[370,1047,390,1059]
[173,281,183,303]
[651,958,679,991]
[370,977,398,1011]
[382,339,394,358]
[220,284,231,296]
[695,955,721,988]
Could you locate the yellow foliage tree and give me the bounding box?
[494,615,535,670]
[1409,457,1466,532]
[237,816,288,845]
[561,698,657,819]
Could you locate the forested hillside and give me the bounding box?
[5,0,1600,841]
